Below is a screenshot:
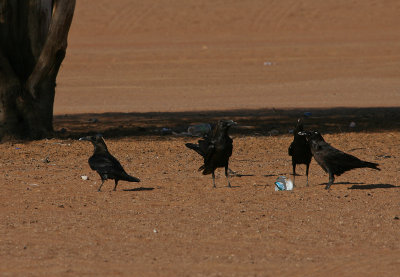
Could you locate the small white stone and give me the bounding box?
[153,229,158,233]
[81,175,89,180]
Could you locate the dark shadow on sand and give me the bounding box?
[319,181,366,186]
[263,173,288,177]
[348,184,399,190]
[123,187,155,192]
[54,106,400,139]
[231,173,255,177]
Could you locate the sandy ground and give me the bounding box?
[1,134,399,276]
[55,0,400,114]
[2,0,400,276]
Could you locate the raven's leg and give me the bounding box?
[325,172,334,190]
[305,163,310,187]
[212,171,216,188]
[292,162,296,187]
[98,178,105,192]
[113,180,119,191]
[225,165,231,188]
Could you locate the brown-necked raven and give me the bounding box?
[303,131,380,189]
[288,118,312,186]
[79,134,140,191]
[186,120,236,188]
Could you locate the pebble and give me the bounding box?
[42,157,50,163]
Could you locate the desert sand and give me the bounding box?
[1,0,400,276]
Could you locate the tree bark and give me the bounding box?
[0,0,75,140]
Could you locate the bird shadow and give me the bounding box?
[318,181,365,186]
[231,173,254,177]
[347,147,366,152]
[263,173,288,177]
[123,187,155,192]
[348,184,399,190]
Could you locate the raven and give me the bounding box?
[186,120,236,188]
[303,131,380,189]
[288,118,312,186]
[79,134,140,191]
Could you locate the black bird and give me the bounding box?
[288,118,312,186]
[303,131,380,189]
[79,134,140,191]
[186,120,236,188]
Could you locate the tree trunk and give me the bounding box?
[0,0,75,140]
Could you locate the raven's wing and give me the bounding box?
[186,137,212,158]
[198,138,211,156]
[203,140,216,165]
[185,143,204,157]
[89,153,126,176]
[315,144,368,175]
[224,136,233,158]
[288,141,294,156]
[199,140,216,173]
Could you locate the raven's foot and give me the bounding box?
[325,184,332,190]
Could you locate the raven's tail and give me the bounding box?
[362,161,380,171]
[124,175,141,182]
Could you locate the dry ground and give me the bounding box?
[2,0,400,276]
[1,132,399,276]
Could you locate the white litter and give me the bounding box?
[274,176,293,191]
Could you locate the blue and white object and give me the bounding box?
[274,176,294,191]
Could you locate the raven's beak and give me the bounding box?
[79,136,90,141]
[297,131,308,136]
[227,120,237,127]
